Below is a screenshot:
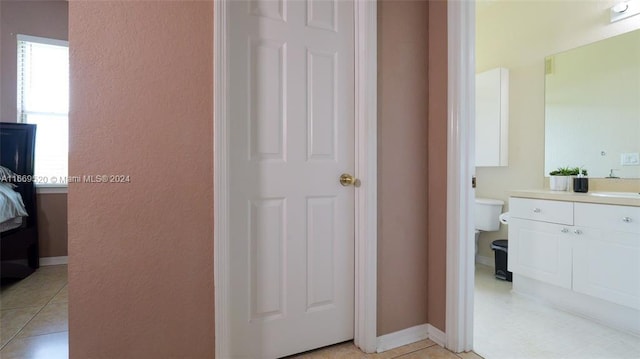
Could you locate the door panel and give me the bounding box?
[228,0,355,357]
[249,39,286,161]
[306,196,336,311]
[307,50,337,161]
[508,218,572,289]
[249,198,286,321]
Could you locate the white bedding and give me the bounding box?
[0,217,23,233]
[0,182,28,224]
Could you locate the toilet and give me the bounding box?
[475,198,505,258]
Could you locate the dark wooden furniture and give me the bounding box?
[1,122,39,280]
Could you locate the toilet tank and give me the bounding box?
[475,198,504,231]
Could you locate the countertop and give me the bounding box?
[510,190,640,207]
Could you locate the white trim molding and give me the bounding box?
[40,256,68,266]
[213,0,378,356]
[427,324,447,348]
[213,0,230,358]
[375,324,446,353]
[446,0,476,354]
[376,324,429,353]
[353,0,378,354]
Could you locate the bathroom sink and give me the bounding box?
[590,192,640,199]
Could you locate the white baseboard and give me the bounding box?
[376,324,429,353]
[376,323,447,353]
[476,255,494,267]
[40,256,68,266]
[427,324,446,347]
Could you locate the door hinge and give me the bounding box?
[472,176,477,188]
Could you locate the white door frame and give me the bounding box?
[213,1,378,356]
[445,0,476,353]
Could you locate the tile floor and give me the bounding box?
[289,340,483,359]
[1,265,68,359]
[6,263,636,358]
[0,264,482,359]
[474,263,640,359]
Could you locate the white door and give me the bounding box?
[227,0,355,357]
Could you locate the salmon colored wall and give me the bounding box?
[37,193,68,257]
[427,0,448,333]
[68,2,214,358]
[377,0,430,336]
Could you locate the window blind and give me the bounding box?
[17,35,69,183]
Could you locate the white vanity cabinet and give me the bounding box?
[508,194,640,335]
[508,198,574,289]
[572,203,640,310]
[509,197,640,310]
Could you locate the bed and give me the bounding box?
[1,122,39,280]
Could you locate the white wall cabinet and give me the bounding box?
[476,68,509,167]
[509,198,640,310]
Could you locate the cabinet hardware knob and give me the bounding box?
[622,217,632,223]
[533,208,541,213]
[574,229,582,235]
[561,228,569,233]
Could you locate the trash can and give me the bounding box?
[491,239,512,282]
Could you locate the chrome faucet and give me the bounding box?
[607,169,620,178]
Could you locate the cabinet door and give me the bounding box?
[508,218,572,289]
[475,68,508,167]
[573,227,640,310]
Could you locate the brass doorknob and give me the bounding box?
[340,173,360,187]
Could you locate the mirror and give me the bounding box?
[544,29,640,179]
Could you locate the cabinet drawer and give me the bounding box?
[575,203,640,234]
[510,198,573,225]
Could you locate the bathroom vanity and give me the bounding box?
[508,190,640,335]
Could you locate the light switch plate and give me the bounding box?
[621,152,640,166]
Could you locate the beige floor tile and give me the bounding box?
[0,268,67,310]
[396,346,460,359]
[0,306,41,348]
[457,351,484,359]
[293,341,368,358]
[22,265,66,281]
[0,285,57,310]
[50,285,68,304]
[293,340,442,359]
[0,331,68,359]
[4,266,67,289]
[372,339,437,359]
[16,302,68,338]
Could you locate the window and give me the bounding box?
[17,34,69,184]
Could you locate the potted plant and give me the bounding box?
[549,166,587,191]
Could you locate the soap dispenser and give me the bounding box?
[573,171,589,193]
